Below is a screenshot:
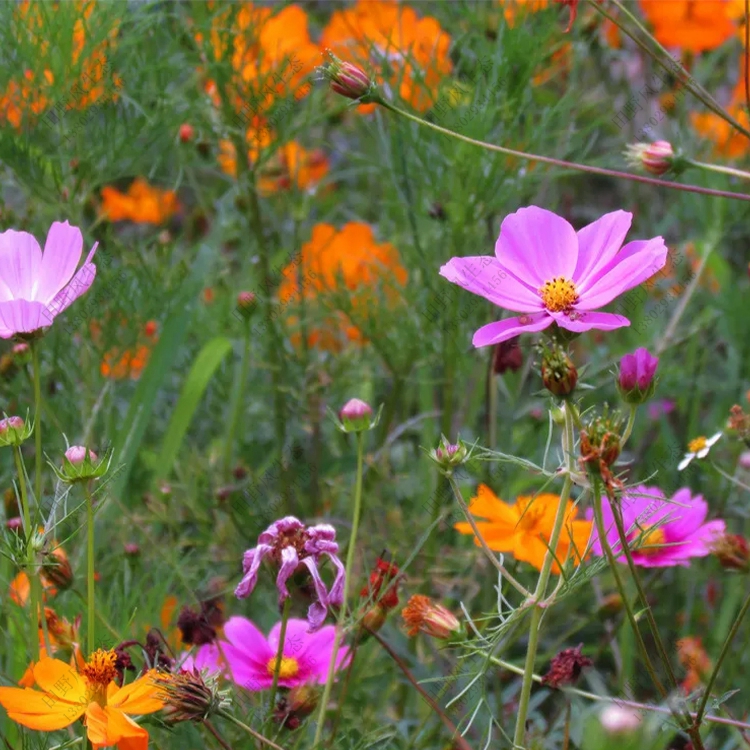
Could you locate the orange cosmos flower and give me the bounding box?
[501,0,550,27]
[258,142,329,195]
[277,222,408,352]
[99,321,158,380]
[100,178,179,224]
[454,484,592,573]
[321,0,452,113]
[0,650,163,749]
[217,119,276,177]
[639,0,737,53]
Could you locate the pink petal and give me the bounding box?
[35,222,85,304]
[658,490,708,542]
[223,616,273,665]
[276,546,299,605]
[235,543,272,598]
[495,206,578,287]
[301,557,331,632]
[573,210,632,287]
[551,310,630,334]
[576,237,667,309]
[221,642,273,692]
[0,299,55,338]
[0,229,42,301]
[267,618,312,659]
[472,312,552,347]
[45,259,97,317]
[192,644,224,674]
[439,257,541,312]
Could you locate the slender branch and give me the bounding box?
[203,719,234,750]
[31,340,43,506]
[267,597,292,724]
[219,712,287,750]
[686,159,750,182]
[369,629,473,750]
[620,406,637,450]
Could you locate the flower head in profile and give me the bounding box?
[235,516,345,632]
[439,206,667,346]
[213,616,349,691]
[0,650,163,749]
[401,595,461,640]
[589,485,725,567]
[678,432,722,470]
[454,484,592,573]
[0,221,98,339]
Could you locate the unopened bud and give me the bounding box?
[428,436,469,474]
[321,50,375,101]
[52,445,111,484]
[236,291,257,320]
[402,595,461,640]
[625,140,675,176]
[712,533,750,571]
[179,123,194,143]
[337,398,376,433]
[541,346,577,397]
[41,547,74,590]
[618,347,658,404]
[0,416,31,448]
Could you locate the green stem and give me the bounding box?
[620,405,637,449]
[687,159,750,181]
[513,403,575,748]
[85,483,95,652]
[31,340,43,505]
[266,597,292,723]
[219,711,286,750]
[375,100,750,204]
[694,590,750,726]
[223,324,252,477]
[591,480,666,697]
[312,431,366,749]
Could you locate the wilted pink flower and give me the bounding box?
[235,516,345,632]
[0,221,98,338]
[64,446,98,464]
[214,616,350,691]
[439,207,667,346]
[589,485,725,568]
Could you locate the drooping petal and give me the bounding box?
[576,237,668,309]
[472,312,553,347]
[234,544,272,598]
[573,210,632,286]
[32,657,88,705]
[35,221,85,303]
[86,703,150,750]
[45,256,97,317]
[0,686,83,730]
[276,545,300,605]
[439,257,542,312]
[0,229,43,301]
[108,671,164,715]
[326,552,346,607]
[494,206,579,286]
[258,516,304,546]
[551,310,630,333]
[0,299,58,338]
[300,557,331,632]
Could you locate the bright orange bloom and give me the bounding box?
[277,222,408,352]
[10,544,69,606]
[502,0,550,26]
[217,120,276,177]
[100,178,179,224]
[454,484,592,574]
[691,104,750,159]
[321,0,452,113]
[639,1,737,52]
[0,651,163,749]
[19,610,82,687]
[96,320,158,380]
[258,142,329,195]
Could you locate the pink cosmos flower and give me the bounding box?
[197,616,349,691]
[0,221,98,338]
[589,485,725,568]
[439,206,667,346]
[235,516,345,632]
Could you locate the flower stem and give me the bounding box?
[312,431,366,749]
[375,100,750,203]
[686,159,750,181]
[620,405,637,449]
[513,403,576,748]
[223,323,252,478]
[85,483,95,652]
[267,596,292,722]
[219,711,286,750]
[448,474,531,598]
[31,340,43,505]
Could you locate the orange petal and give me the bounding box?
[0,686,83,730]
[466,484,517,524]
[109,671,164,715]
[86,703,150,750]
[32,657,88,705]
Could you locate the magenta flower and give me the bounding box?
[439,206,667,346]
[235,516,345,631]
[619,348,658,391]
[0,221,98,338]
[219,616,350,691]
[589,485,725,567]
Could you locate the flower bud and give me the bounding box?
[286,684,318,718]
[6,516,22,532]
[428,436,469,474]
[124,542,140,557]
[337,398,376,433]
[52,445,112,484]
[12,342,30,365]
[159,669,231,725]
[236,291,257,320]
[625,140,675,176]
[402,595,461,640]
[322,51,374,101]
[41,547,74,590]
[0,416,32,448]
[711,533,750,571]
[618,347,658,404]
[493,336,523,375]
[541,346,577,398]
[65,446,98,464]
[179,123,194,143]
[600,704,641,734]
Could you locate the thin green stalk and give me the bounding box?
[512,403,576,748]
[620,405,637,449]
[591,480,667,697]
[31,340,43,505]
[375,100,750,203]
[223,323,252,477]
[219,711,286,750]
[85,483,95,652]
[686,159,750,182]
[266,597,292,723]
[694,590,750,726]
[312,432,366,749]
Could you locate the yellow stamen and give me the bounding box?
[80,649,118,687]
[539,277,579,313]
[637,526,666,555]
[266,656,299,679]
[687,436,707,453]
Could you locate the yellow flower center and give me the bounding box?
[539,277,579,313]
[688,436,707,453]
[515,497,546,531]
[266,656,300,679]
[637,526,666,556]
[81,649,118,687]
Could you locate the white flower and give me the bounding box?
[678,432,722,471]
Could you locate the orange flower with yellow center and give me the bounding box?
[0,650,163,749]
[100,178,180,224]
[277,222,408,352]
[639,0,737,52]
[320,0,453,113]
[454,484,592,573]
